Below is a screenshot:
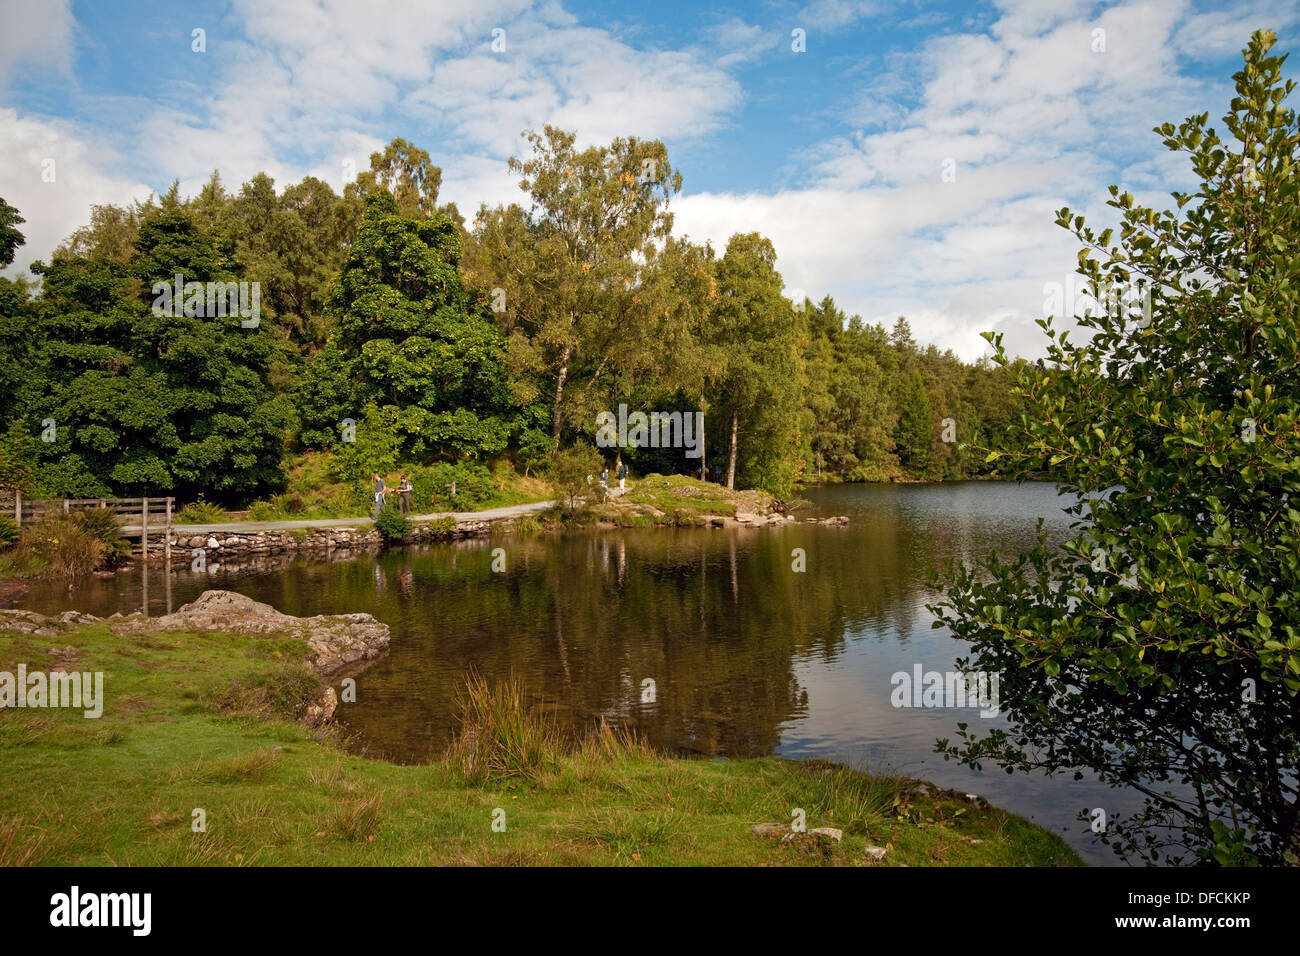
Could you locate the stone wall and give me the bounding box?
[155,518,496,562]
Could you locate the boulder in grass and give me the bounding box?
[111,589,390,675]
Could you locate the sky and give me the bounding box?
[1,0,1296,360]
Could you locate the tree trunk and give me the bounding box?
[699,396,707,480]
[726,407,738,490]
[551,342,573,440]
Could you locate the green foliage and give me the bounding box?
[175,498,229,524]
[707,233,807,498]
[423,515,457,536]
[18,209,292,502]
[549,443,602,510]
[413,461,496,511]
[4,133,1021,509]
[213,171,354,356]
[0,421,37,494]
[344,138,454,221]
[0,516,18,550]
[303,191,518,462]
[936,31,1300,865]
[327,403,401,486]
[246,500,281,522]
[0,197,24,268]
[465,126,682,441]
[70,507,132,566]
[373,505,410,542]
[895,368,933,473]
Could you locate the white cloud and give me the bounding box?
[707,18,782,68]
[670,0,1249,361]
[0,0,75,86]
[0,109,152,276]
[797,0,895,31]
[1172,0,1300,59]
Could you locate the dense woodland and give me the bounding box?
[0,133,1022,505]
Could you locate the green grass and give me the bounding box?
[240,452,554,522]
[0,623,1083,867]
[547,474,778,529]
[624,473,762,518]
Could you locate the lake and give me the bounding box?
[10,480,1145,865]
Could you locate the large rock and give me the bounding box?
[302,685,338,727]
[112,589,390,675]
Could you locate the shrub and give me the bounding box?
[412,461,497,511]
[0,516,17,551]
[247,500,278,521]
[175,498,228,524]
[937,32,1300,865]
[71,508,132,566]
[19,514,105,577]
[422,516,456,538]
[549,443,603,510]
[373,505,410,543]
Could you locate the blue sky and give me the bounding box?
[2,0,1296,359]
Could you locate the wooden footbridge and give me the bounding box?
[3,493,176,561]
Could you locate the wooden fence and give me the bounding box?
[2,493,175,562]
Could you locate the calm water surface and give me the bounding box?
[13,481,1147,865]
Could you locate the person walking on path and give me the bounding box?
[617,458,628,493]
[372,473,387,518]
[397,475,412,514]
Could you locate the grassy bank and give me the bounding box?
[543,474,781,530]
[0,621,1081,867]
[174,451,554,524]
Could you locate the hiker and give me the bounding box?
[372,473,386,517]
[599,467,609,488]
[617,458,628,493]
[397,475,412,514]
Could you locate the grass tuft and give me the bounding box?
[0,816,44,866]
[447,672,561,784]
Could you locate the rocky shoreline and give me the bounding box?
[156,509,851,566]
[0,589,391,727]
[160,518,494,564]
